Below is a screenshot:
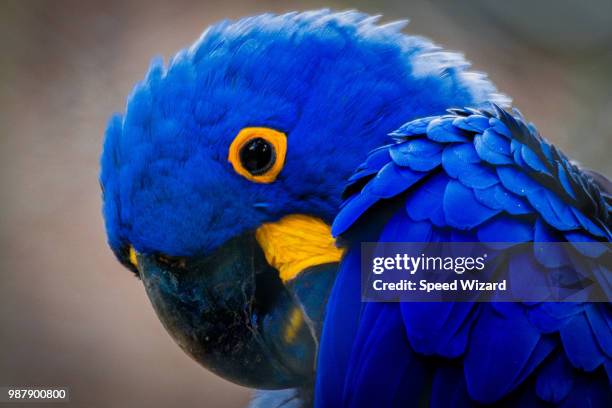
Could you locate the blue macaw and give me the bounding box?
[99,10,611,407]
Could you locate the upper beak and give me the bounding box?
[133,232,320,389]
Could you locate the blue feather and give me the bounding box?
[405,172,449,226]
[488,117,511,137]
[513,335,557,393]
[473,184,532,215]
[331,192,379,236]
[474,133,514,165]
[389,138,442,171]
[477,216,533,243]
[539,140,555,162]
[367,162,427,198]
[482,128,511,155]
[443,180,500,229]
[557,163,577,200]
[400,302,476,358]
[348,146,392,182]
[521,145,551,175]
[497,166,540,196]
[442,143,479,175]
[586,305,612,358]
[527,189,579,231]
[508,252,549,300]
[379,214,433,243]
[464,305,551,403]
[390,116,437,137]
[571,207,608,238]
[452,114,489,133]
[560,313,606,371]
[427,117,470,142]
[527,303,583,334]
[496,187,533,215]
[547,190,580,228]
[564,230,609,257]
[533,219,572,268]
[442,144,499,188]
[535,352,575,404]
[342,304,427,408]
[513,141,529,168]
[315,247,363,408]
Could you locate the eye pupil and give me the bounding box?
[239,137,275,175]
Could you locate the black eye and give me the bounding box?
[239,137,276,175]
[228,128,286,183]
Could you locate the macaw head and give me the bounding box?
[100,10,506,389]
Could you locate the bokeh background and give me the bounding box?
[1,0,611,407]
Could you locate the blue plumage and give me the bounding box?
[352,305,428,408]
[100,10,506,261]
[319,106,611,406]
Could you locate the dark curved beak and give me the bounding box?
[135,232,331,389]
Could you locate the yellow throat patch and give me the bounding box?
[255,214,345,282]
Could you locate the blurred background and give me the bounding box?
[1,0,610,407]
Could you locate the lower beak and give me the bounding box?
[136,232,317,389]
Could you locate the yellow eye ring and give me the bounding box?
[228,127,287,183]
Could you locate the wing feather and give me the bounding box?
[317,105,611,406]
